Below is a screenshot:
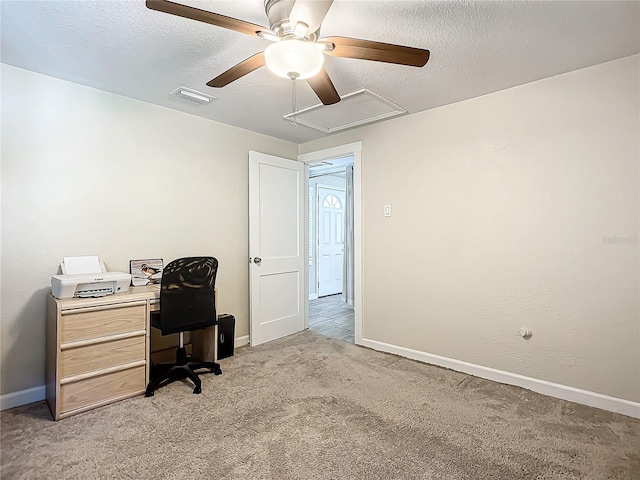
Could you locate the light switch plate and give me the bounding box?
[384,204,391,217]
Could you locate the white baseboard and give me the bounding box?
[361,338,640,419]
[1,385,46,411]
[235,335,249,348]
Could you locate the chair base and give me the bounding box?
[144,347,222,397]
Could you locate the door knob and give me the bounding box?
[253,257,262,264]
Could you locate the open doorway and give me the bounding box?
[299,141,363,345]
[307,155,355,344]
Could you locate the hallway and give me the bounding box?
[308,294,354,343]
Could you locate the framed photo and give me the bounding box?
[130,259,164,287]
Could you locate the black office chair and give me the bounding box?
[145,256,222,397]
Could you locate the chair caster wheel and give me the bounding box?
[193,386,202,394]
[214,367,222,375]
[145,391,154,397]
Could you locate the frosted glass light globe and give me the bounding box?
[264,39,324,79]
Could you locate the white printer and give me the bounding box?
[51,256,131,299]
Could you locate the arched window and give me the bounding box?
[322,194,342,209]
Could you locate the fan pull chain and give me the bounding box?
[289,73,299,127]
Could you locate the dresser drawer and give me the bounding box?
[60,365,146,414]
[60,335,146,378]
[61,304,146,343]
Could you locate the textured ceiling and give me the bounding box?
[2,1,639,144]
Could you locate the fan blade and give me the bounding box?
[146,0,270,37]
[306,67,340,105]
[207,52,266,88]
[320,36,430,67]
[289,0,333,36]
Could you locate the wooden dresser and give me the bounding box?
[45,287,159,420]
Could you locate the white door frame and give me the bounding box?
[298,142,363,345]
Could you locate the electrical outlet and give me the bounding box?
[384,204,391,217]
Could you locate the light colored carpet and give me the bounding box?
[2,331,639,479]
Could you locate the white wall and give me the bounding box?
[300,55,640,403]
[0,65,297,396]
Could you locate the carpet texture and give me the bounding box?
[2,331,639,479]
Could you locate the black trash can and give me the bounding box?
[217,314,235,360]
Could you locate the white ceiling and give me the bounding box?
[2,1,638,144]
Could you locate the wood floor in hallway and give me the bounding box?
[308,294,354,343]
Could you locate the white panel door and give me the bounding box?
[249,151,306,346]
[317,185,345,297]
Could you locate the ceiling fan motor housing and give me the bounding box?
[264,0,318,40]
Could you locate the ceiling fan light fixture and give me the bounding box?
[264,39,324,79]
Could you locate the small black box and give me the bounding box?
[217,314,235,360]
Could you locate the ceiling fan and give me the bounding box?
[146,0,430,106]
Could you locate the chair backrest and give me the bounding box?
[158,257,218,335]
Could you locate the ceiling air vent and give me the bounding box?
[170,86,215,105]
[283,88,406,133]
